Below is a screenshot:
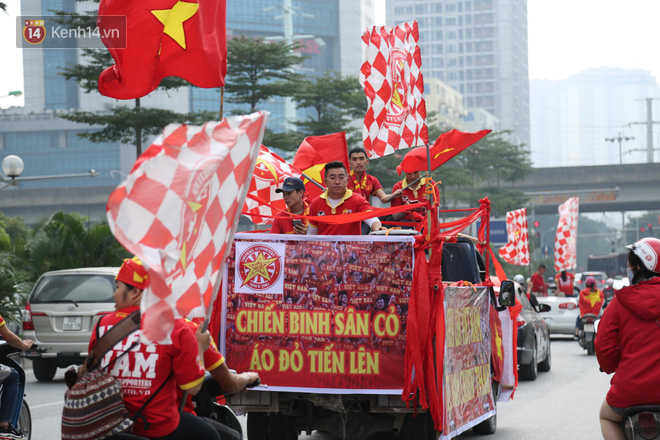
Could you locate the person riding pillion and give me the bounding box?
[596,237,660,440]
[88,257,221,440]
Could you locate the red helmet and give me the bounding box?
[627,237,660,274]
[585,277,597,288]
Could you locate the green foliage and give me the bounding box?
[291,72,366,146]
[58,107,218,145]
[225,36,306,113]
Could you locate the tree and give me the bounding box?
[225,36,305,113]
[290,72,367,147]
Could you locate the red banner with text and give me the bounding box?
[442,286,496,439]
[221,233,415,393]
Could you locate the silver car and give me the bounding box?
[22,267,119,381]
[535,294,579,335]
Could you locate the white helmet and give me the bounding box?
[513,274,525,285]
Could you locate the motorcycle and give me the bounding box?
[622,405,660,440]
[0,342,32,439]
[578,313,598,355]
[109,372,259,440]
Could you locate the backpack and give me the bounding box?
[61,310,168,440]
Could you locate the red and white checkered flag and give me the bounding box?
[360,20,428,159]
[554,197,580,272]
[498,208,530,266]
[107,112,267,343]
[243,145,301,225]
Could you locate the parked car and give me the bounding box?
[535,295,580,335]
[515,282,551,380]
[574,271,608,294]
[22,267,119,381]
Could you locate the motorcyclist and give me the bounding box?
[575,276,604,337]
[602,278,615,309]
[595,237,660,440]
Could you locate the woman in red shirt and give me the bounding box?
[555,270,575,297]
[596,238,660,440]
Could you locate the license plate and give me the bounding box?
[63,316,82,331]
[584,324,595,332]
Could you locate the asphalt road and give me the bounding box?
[24,336,611,439]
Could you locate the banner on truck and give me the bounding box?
[221,233,415,393]
[442,286,496,439]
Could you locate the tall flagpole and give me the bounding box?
[219,87,225,120]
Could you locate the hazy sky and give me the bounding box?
[1,0,660,109]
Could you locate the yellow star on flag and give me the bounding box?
[586,290,602,307]
[151,0,199,50]
[434,147,455,159]
[241,252,278,287]
[302,163,325,187]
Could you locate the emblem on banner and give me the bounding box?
[235,242,285,294]
[23,19,46,45]
[386,48,408,126]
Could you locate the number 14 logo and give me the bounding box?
[24,20,46,44]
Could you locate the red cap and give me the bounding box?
[116,257,149,290]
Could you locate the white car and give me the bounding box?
[535,294,579,335]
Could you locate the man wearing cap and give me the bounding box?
[271,176,309,235]
[88,257,220,440]
[307,161,383,235]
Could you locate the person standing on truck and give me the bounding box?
[529,264,548,297]
[271,177,309,235]
[390,169,440,224]
[307,161,383,235]
[555,270,575,297]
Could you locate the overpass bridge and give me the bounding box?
[0,163,658,223]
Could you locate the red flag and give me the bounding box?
[243,145,301,225]
[360,21,428,158]
[292,132,349,199]
[106,112,267,343]
[98,0,226,100]
[498,208,530,266]
[396,129,491,175]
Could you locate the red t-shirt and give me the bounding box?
[271,201,310,234]
[391,177,440,220]
[530,272,547,294]
[347,171,383,202]
[89,307,205,437]
[308,189,373,235]
[180,320,225,414]
[555,272,575,296]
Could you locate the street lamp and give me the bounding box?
[0,90,22,99]
[1,154,98,190]
[605,133,634,165]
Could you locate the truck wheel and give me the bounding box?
[268,413,297,440]
[519,343,538,381]
[472,409,496,435]
[406,412,436,440]
[247,412,268,440]
[538,339,551,372]
[33,359,57,382]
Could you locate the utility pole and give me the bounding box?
[629,97,660,163]
[604,133,634,164]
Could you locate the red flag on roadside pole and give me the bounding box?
[106,112,267,343]
[292,132,349,199]
[243,145,301,225]
[554,197,579,272]
[498,208,530,266]
[98,0,227,99]
[360,21,428,159]
[396,129,491,175]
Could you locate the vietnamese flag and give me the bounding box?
[396,129,491,175]
[97,0,226,99]
[292,132,349,199]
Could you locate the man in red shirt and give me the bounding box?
[529,264,548,297]
[391,169,440,222]
[271,176,309,235]
[308,161,383,235]
[348,147,403,204]
[88,257,220,440]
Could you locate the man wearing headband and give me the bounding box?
[88,257,220,439]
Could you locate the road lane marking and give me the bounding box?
[31,401,63,409]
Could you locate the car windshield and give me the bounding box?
[31,274,115,304]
